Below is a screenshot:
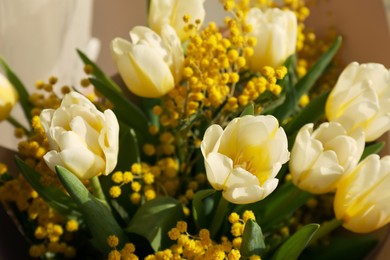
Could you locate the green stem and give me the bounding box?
[210,195,230,238]
[310,218,343,244]
[90,176,109,207]
[6,115,30,134]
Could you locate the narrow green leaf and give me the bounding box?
[361,142,385,161]
[284,91,329,134]
[295,36,342,99]
[15,156,80,217]
[116,125,140,171]
[301,235,378,260]
[192,189,216,229]
[127,197,185,251]
[273,36,341,122]
[273,224,320,260]
[89,78,150,144]
[0,58,33,123]
[77,50,121,93]
[241,219,266,257]
[270,55,297,122]
[240,102,255,116]
[235,182,313,232]
[56,166,128,254]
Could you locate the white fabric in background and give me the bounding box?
[0,0,100,149]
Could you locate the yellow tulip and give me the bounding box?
[290,122,364,194]
[246,7,297,70]
[334,155,390,233]
[40,92,119,180]
[111,25,184,98]
[0,72,18,121]
[149,0,206,41]
[201,115,290,204]
[326,62,390,142]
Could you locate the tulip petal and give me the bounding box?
[59,147,105,179]
[201,124,223,157]
[204,152,233,190]
[223,167,263,204]
[99,109,119,175]
[69,116,101,155]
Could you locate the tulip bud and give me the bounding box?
[334,155,390,233]
[0,72,18,121]
[201,115,290,204]
[290,122,364,194]
[326,62,390,142]
[111,25,184,98]
[40,92,119,180]
[246,8,297,70]
[149,0,206,41]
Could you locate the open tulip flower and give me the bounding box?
[40,92,119,180]
[201,115,290,204]
[0,72,18,121]
[111,25,184,98]
[334,155,390,233]
[246,7,297,70]
[326,62,390,142]
[290,122,365,194]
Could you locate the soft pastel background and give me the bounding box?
[1,0,390,258]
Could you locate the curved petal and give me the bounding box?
[99,109,119,175]
[201,124,223,157]
[204,152,233,190]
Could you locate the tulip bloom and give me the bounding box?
[326,62,390,142]
[334,155,390,233]
[40,92,119,180]
[148,0,206,41]
[290,122,364,194]
[246,8,297,70]
[201,115,290,204]
[111,25,184,98]
[0,73,18,121]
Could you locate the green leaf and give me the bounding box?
[241,219,266,257]
[77,49,121,93]
[284,91,329,135]
[116,125,140,171]
[89,78,150,143]
[272,36,342,122]
[273,224,320,260]
[361,142,385,161]
[56,166,128,254]
[301,235,378,260]
[295,36,342,100]
[192,189,216,229]
[270,55,297,122]
[127,197,185,251]
[0,58,33,123]
[15,156,80,218]
[236,182,313,233]
[240,102,255,116]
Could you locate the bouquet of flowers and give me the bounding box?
[1,0,390,259]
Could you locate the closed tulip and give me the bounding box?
[246,8,297,71]
[0,73,18,121]
[40,92,119,180]
[149,0,206,41]
[326,62,390,142]
[111,25,184,98]
[201,115,290,204]
[290,122,364,194]
[334,155,390,233]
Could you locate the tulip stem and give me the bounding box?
[210,194,229,238]
[6,115,30,134]
[90,176,108,207]
[310,218,343,244]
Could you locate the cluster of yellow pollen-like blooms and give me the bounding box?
[144,211,258,260]
[107,235,138,260]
